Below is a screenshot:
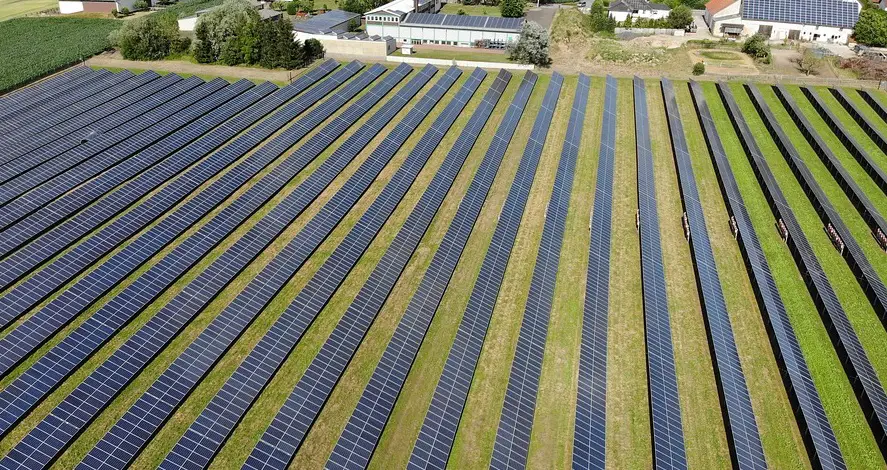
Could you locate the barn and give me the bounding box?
[704,0,860,44]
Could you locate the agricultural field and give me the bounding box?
[0,0,56,22]
[1,60,887,470]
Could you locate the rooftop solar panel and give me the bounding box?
[740,0,859,29]
[634,76,687,470]
[661,78,766,470]
[572,75,618,470]
[690,80,845,470]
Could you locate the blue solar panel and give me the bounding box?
[661,78,766,470]
[0,64,399,470]
[830,88,887,157]
[0,76,215,199]
[327,69,518,470]
[744,83,887,457]
[691,80,845,469]
[572,75,617,470]
[634,76,687,470]
[233,69,487,470]
[740,0,859,29]
[490,72,579,470]
[72,64,432,470]
[859,90,887,125]
[0,67,93,113]
[0,72,182,168]
[0,61,352,367]
[0,69,105,125]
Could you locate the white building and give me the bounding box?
[363,0,440,39]
[608,0,670,23]
[59,0,138,14]
[704,0,860,44]
[366,12,522,47]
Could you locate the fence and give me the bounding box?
[615,28,683,36]
[386,56,534,70]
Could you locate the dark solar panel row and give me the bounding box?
[830,88,887,155]
[491,72,577,470]
[0,62,357,371]
[0,64,400,470]
[572,75,617,470]
[407,72,544,470]
[0,71,134,132]
[0,71,161,148]
[769,86,887,245]
[0,76,214,197]
[234,69,487,470]
[793,86,887,199]
[328,70,521,470]
[0,73,183,166]
[745,84,887,455]
[0,82,277,259]
[634,76,687,470]
[719,81,887,463]
[0,62,336,294]
[0,66,93,111]
[78,64,441,470]
[0,69,106,124]
[661,79,766,470]
[690,81,845,470]
[859,90,887,124]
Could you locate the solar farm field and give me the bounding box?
[1,61,887,470]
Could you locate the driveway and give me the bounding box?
[525,4,558,30]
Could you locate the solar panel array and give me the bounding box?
[691,80,846,470]
[0,66,93,114]
[660,78,766,470]
[719,81,887,463]
[633,76,687,470]
[326,69,519,470]
[402,12,523,31]
[76,63,436,470]
[770,86,887,244]
[572,75,617,470]
[491,72,578,470]
[745,84,887,453]
[740,0,859,29]
[793,87,887,201]
[830,88,887,156]
[0,68,103,123]
[409,73,555,470]
[0,64,380,449]
[859,90,887,124]
[231,68,488,470]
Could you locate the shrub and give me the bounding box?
[507,21,551,66]
[133,0,149,10]
[500,0,524,18]
[303,38,324,60]
[116,13,180,60]
[667,4,692,29]
[119,7,130,15]
[286,0,300,14]
[588,2,615,33]
[692,61,705,75]
[855,8,887,47]
[457,8,466,14]
[741,33,771,63]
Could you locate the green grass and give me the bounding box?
[0,0,56,21]
[440,2,501,16]
[0,17,119,93]
[700,50,743,61]
[90,65,290,86]
[399,47,513,64]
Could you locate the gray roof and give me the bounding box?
[401,12,523,32]
[740,0,860,29]
[259,9,281,19]
[609,0,669,12]
[292,9,360,33]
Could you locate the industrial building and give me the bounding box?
[366,12,523,47]
[703,0,860,44]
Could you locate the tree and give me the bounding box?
[622,14,632,28]
[286,0,301,14]
[303,38,325,61]
[794,48,823,75]
[507,21,551,66]
[348,17,360,31]
[193,0,262,64]
[341,0,366,14]
[114,13,180,60]
[499,0,523,18]
[741,33,771,62]
[667,4,692,29]
[692,61,705,75]
[855,8,887,47]
[304,0,314,11]
[588,2,615,33]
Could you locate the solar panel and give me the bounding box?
[0,64,399,470]
[0,73,183,166]
[690,80,845,469]
[0,76,215,197]
[326,69,518,470]
[661,78,766,470]
[0,66,92,111]
[0,62,337,293]
[743,84,887,456]
[0,82,277,258]
[572,75,617,470]
[859,90,887,125]
[0,61,354,365]
[634,76,687,470]
[0,71,161,148]
[830,88,887,156]
[740,0,859,29]
[771,86,887,242]
[203,68,486,468]
[0,69,106,123]
[490,72,579,470]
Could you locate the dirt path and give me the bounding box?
[85,52,293,83]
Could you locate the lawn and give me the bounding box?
[0,0,56,21]
[699,50,743,61]
[440,2,501,16]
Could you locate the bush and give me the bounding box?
[500,0,524,18]
[133,0,149,10]
[588,2,615,33]
[692,61,705,75]
[855,8,887,47]
[116,13,180,60]
[667,4,692,29]
[507,21,551,66]
[303,38,324,61]
[457,8,466,14]
[741,33,771,63]
[286,0,300,14]
[270,1,286,10]
[119,7,130,15]
[193,0,261,64]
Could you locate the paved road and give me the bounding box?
[525,4,558,30]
